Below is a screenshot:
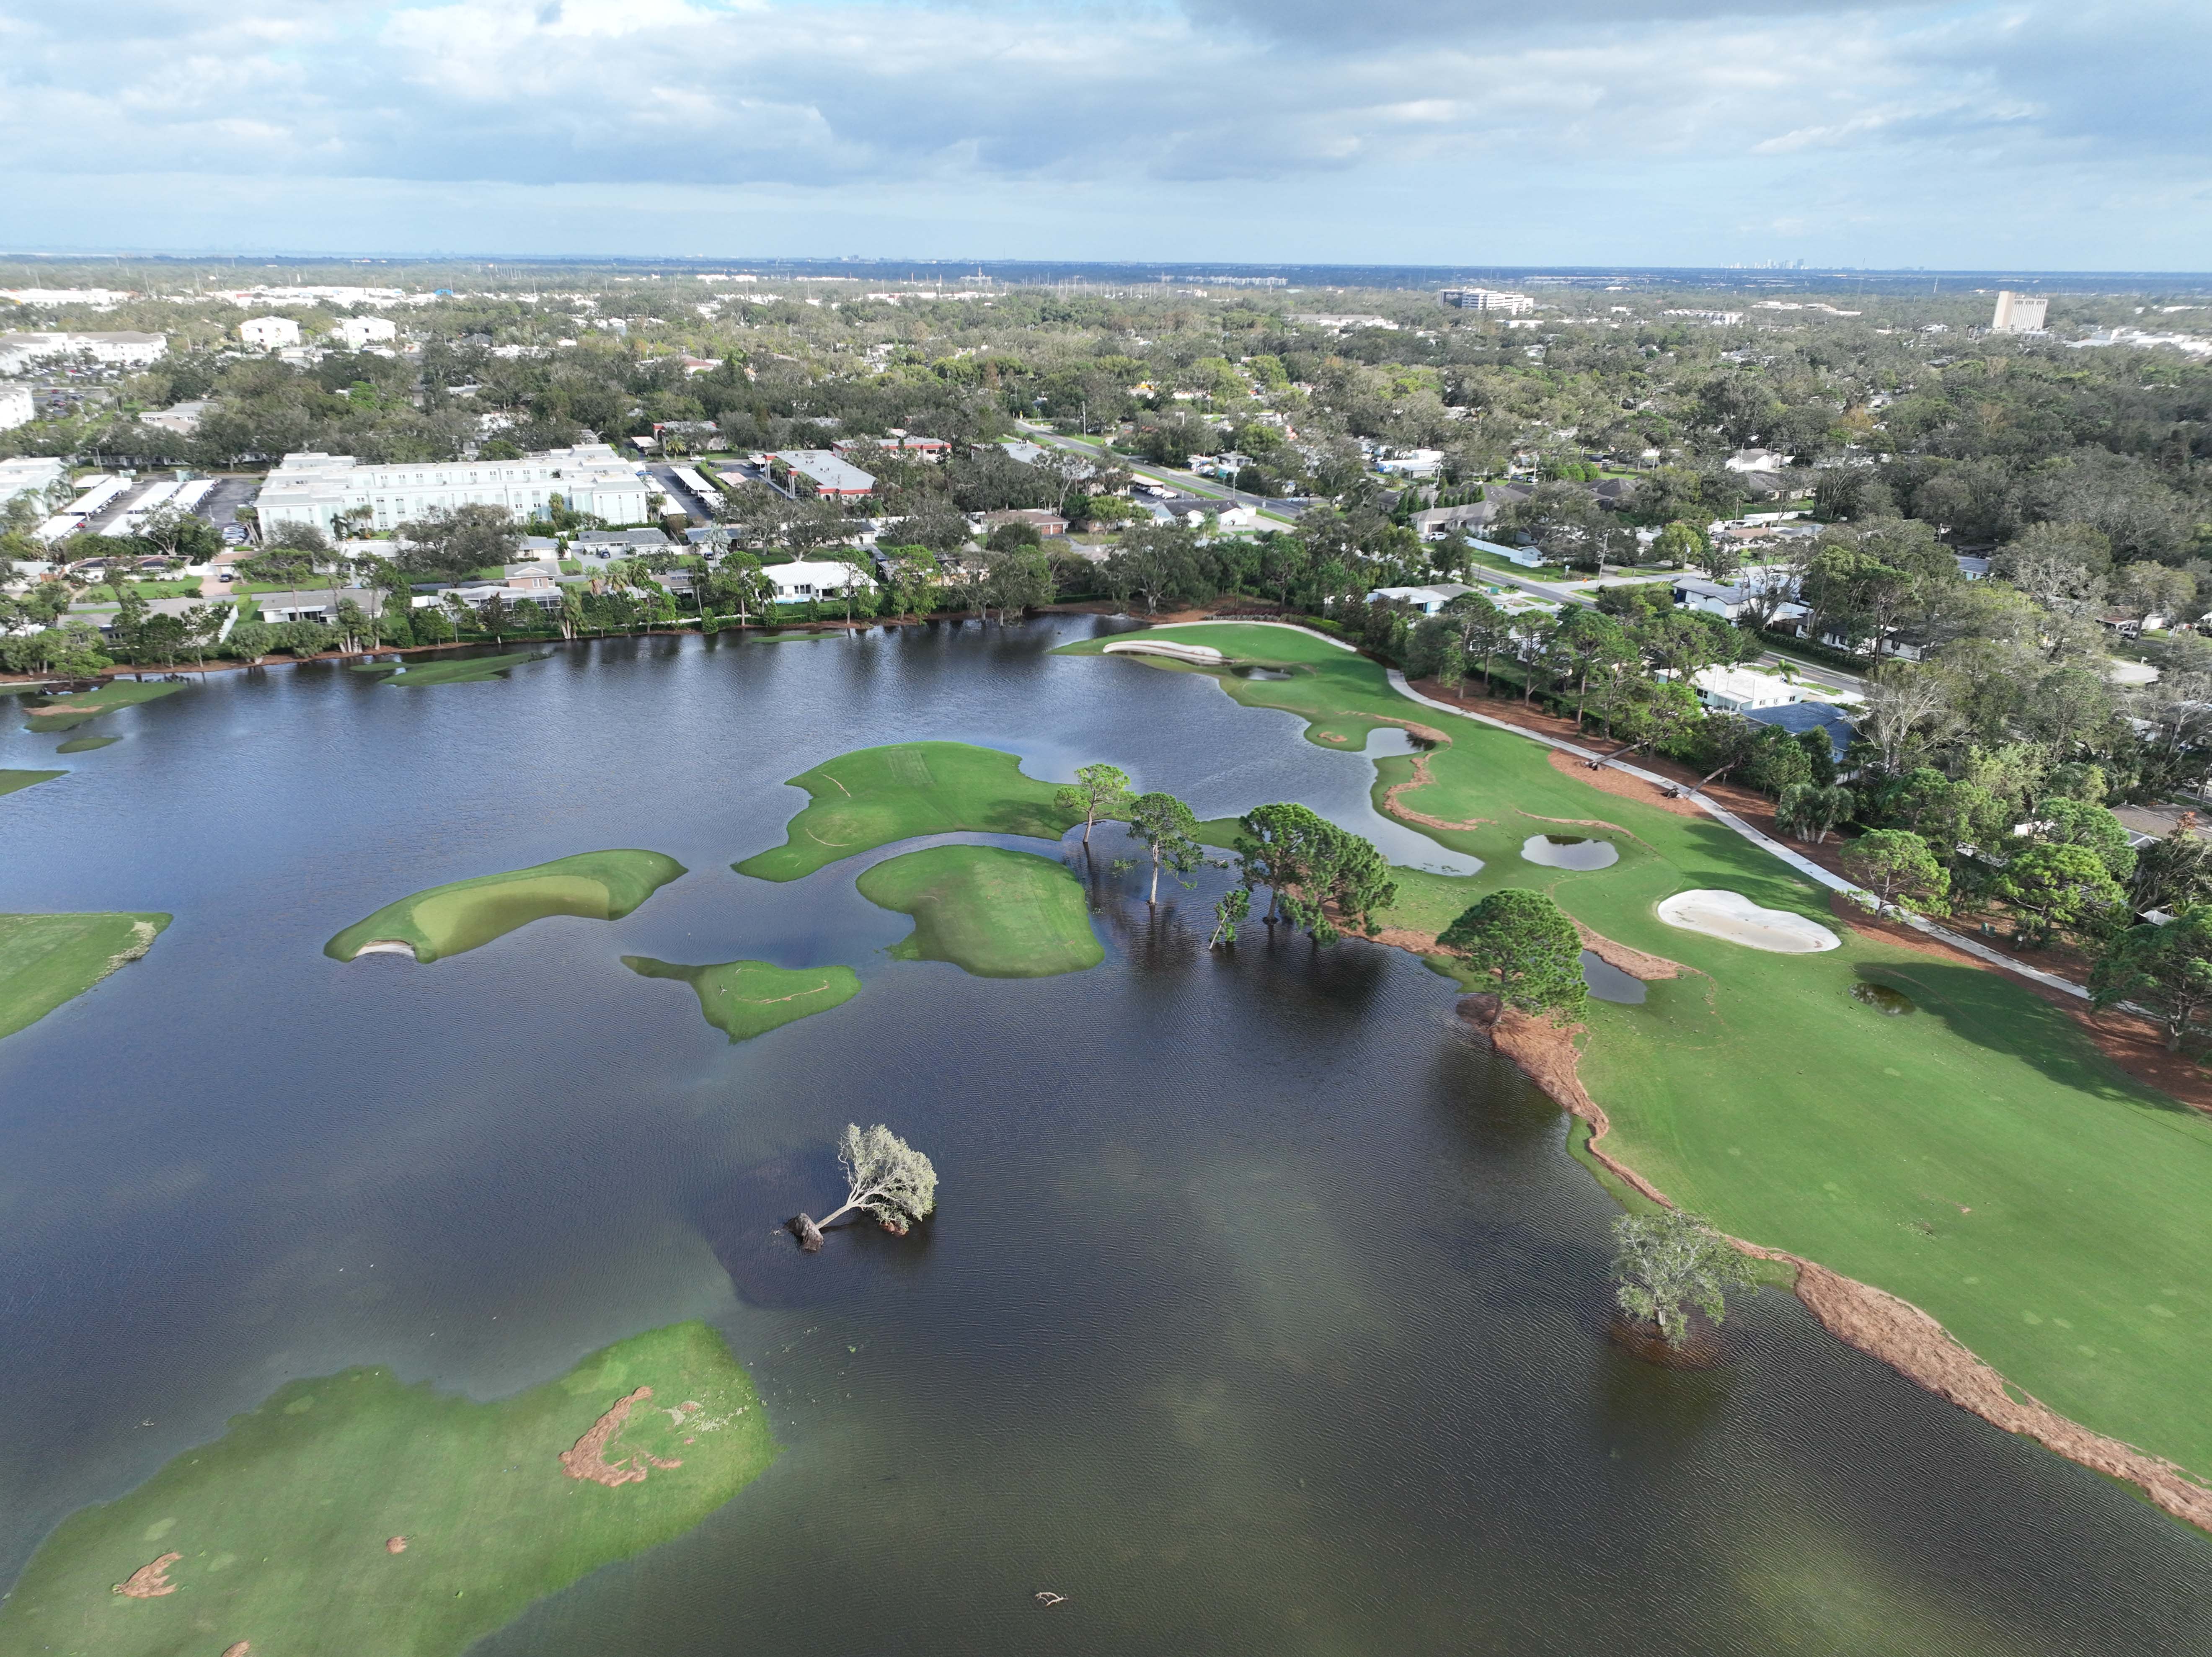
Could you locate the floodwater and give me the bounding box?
[1581,950,1648,1005]
[4,617,2210,1656]
[1523,832,1622,871]
[1852,982,1919,1017]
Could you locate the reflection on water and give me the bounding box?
[1582,950,1648,1004]
[1852,982,1918,1016]
[1523,833,1622,871]
[3,618,2209,1657]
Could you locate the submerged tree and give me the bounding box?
[792,1124,938,1253]
[1056,762,1134,845]
[1127,790,1205,905]
[1233,802,1397,944]
[1207,885,1251,948]
[1437,888,1587,1020]
[1610,1210,1758,1348]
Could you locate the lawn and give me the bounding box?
[22,681,183,733]
[325,852,687,963]
[623,955,861,1041]
[349,652,545,687]
[734,741,1082,883]
[0,769,65,798]
[858,844,1103,977]
[0,1321,776,1657]
[0,913,170,1043]
[1061,622,2212,1486]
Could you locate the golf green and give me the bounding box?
[0,913,170,1043]
[1069,622,2212,1486]
[623,955,861,1040]
[326,851,687,963]
[0,1321,775,1657]
[858,844,1103,977]
[0,768,65,798]
[736,741,1081,882]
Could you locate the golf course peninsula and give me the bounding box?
[326,851,687,963]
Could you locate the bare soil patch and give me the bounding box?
[559,1386,682,1487]
[113,1553,180,1598]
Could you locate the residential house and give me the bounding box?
[332,316,398,349]
[1370,583,1476,615]
[1745,700,1861,766]
[764,558,866,604]
[768,450,874,500]
[253,587,387,626]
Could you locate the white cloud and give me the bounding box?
[0,0,2202,265]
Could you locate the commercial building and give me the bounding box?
[239,317,302,350]
[331,316,398,349]
[254,444,652,537]
[1439,288,1535,315]
[768,450,875,499]
[0,385,33,431]
[1991,291,2049,333]
[0,331,168,372]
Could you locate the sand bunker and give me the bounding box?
[1101,639,1225,665]
[353,940,419,959]
[560,1386,683,1487]
[1657,889,1838,953]
[114,1553,181,1598]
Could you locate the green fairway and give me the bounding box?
[623,955,861,1040]
[735,741,1083,882]
[55,736,119,754]
[0,769,65,798]
[0,1321,776,1657]
[0,914,169,1043]
[1065,622,2212,1485]
[858,844,1103,977]
[23,681,182,733]
[325,851,687,963]
[350,651,544,687]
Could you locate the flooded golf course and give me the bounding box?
[3,615,2209,1655]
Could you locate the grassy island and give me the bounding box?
[325,851,686,963]
[351,651,543,687]
[736,741,1080,882]
[55,736,120,754]
[0,914,170,1043]
[0,1321,775,1657]
[0,769,65,798]
[858,844,1103,977]
[1069,622,2212,1491]
[623,955,861,1041]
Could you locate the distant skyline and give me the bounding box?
[2,0,2204,270]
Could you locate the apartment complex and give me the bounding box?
[0,331,168,373]
[254,444,652,537]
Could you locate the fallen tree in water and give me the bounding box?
[791,1124,938,1252]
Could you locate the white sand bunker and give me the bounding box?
[1656,889,1839,954]
[1103,639,1225,665]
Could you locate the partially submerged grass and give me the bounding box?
[0,769,65,798]
[325,851,686,963]
[735,741,1081,883]
[22,681,182,732]
[0,1321,775,1657]
[1065,621,2212,1483]
[858,843,1103,978]
[623,955,861,1041]
[55,736,119,754]
[0,913,169,1042]
[351,651,544,687]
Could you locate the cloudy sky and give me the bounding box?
[2,0,2203,268]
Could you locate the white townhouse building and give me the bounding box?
[253,444,652,538]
